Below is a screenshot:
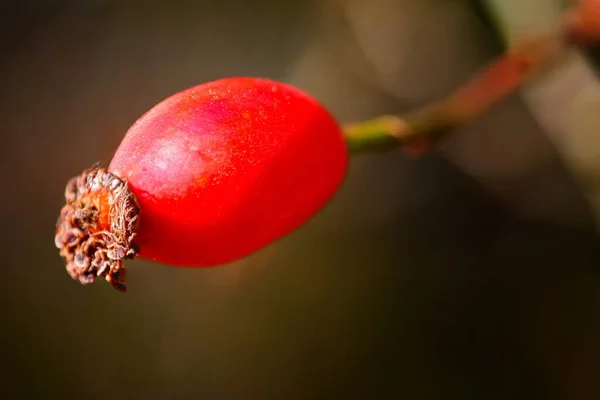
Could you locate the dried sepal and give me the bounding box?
[55,168,140,292]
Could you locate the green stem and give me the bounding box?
[343,115,420,153]
[343,109,451,155]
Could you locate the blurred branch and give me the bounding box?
[565,0,600,44]
[343,0,600,157]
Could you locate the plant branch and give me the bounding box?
[343,0,600,156]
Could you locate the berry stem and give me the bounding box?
[343,0,598,156]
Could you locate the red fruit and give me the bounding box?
[55,77,348,292]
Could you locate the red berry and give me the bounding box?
[55,77,348,291]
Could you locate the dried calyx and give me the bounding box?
[55,168,140,292]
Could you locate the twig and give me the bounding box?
[344,0,599,156]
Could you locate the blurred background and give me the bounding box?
[2,0,600,398]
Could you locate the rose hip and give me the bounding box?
[55,77,348,292]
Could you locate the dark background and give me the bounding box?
[2,1,600,398]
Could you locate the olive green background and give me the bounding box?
[2,1,600,399]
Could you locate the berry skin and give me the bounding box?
[55,77,348,291]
